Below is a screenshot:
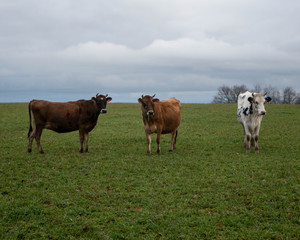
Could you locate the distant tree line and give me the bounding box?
[212,84,300,104]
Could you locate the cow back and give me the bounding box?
[30,100,98,133]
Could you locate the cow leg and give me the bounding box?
[174,130,178,150]
[156,132,161,155]
[244,134,251,153]
[169,130,177,152]
[254,125,261,153]
[79,130,84,153]
[254,135,259,153]
[146,133,151,155]
[35,127,44,154]
[243,125,251,153]
[84,133,89,153]
[28,134,34,152]
[28,120,36,153]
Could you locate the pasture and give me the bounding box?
[0,102,299,239]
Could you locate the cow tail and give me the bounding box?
[28,101,33,138]
[175,130,178,143]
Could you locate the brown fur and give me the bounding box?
[138,95,181,155]
[28,94,111,153]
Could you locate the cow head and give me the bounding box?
[93,93,112,113]
[248,92,272,116]
[138,94,159,116]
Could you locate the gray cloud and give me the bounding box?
[0,0,300,103]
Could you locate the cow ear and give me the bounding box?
[106,97,112,102]
[138,98,142,103]
[153,98,160,103]
[92,97,96,102]
[265,96,272,102]
[248,97,254,103]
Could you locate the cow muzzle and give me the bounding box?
[260,111,266,116]
[101,109,107,114]
[147,110,154,116]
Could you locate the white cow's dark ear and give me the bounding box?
[248,97,254,103]
[265,96,272,102]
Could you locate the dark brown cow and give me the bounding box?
[28,94,112,153]
[138,95,181,155]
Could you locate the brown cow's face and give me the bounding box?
[93,94,112,113]
[138,95,159,116]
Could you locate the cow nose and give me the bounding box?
[147,111,154,116]
[261,111,266,115]
[101,109,107,114]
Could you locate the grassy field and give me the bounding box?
[0,102,299,239]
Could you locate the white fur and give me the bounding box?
[237,91,267,153]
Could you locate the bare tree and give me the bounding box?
[213,85,231,103]
[263,86,281,104]
[282,87,297,104]
[232,85,247,102]
[213,84,247,103]
[213,84,299,104]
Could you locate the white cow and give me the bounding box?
[237,91,272,153]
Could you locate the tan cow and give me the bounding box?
[28,94,112,153]
[138,95,181,155]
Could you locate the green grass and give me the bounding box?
[0,102,299,239]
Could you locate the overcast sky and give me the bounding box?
[1,0,300,103]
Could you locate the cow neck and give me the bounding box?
[91,99,102,115]
[249,103,254,115]
[243,103,254,116]
[143,112,155,123]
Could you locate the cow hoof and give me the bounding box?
[169,149,173,152]
[40,151,44,154]
[79,149,83,153]
[28,149,32,153]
